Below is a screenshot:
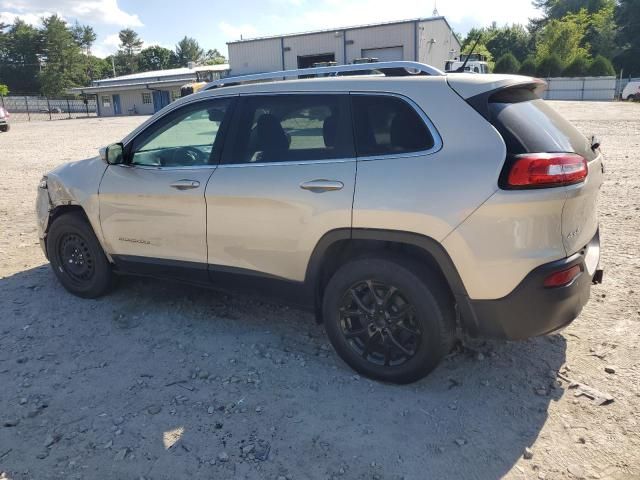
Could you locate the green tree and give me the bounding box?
[118,28,143,74]
[519,57,538,76]
[138,45,178,71]
[0,21,8,54]
[459,33,494,70]
[533,0,611,20]
[175,36,204,66]
[69,22,102,83]
[0,19,42,93]
[86,55,112,81]
[563,54,591,75]
[70,22,96,55]
[485,24,532,62]
[614,0,640,76]
[0,84,9,96]
[537,53,565,77]
[203,48,226,65]
[586,1,617,58]
[494,53,521,73]
[105,53,128,77]
[535,15,589,65]
[460,28,487,51]
[39,15,85,96]
[587,54,615,75]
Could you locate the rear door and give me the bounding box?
[99,97,235,279]
[205,93,356,282]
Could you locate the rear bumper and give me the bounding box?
[465,230,601,340]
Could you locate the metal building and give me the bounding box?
[227,16,461,75]
[68,64,229,116]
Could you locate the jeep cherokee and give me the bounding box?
[36,62,603,383]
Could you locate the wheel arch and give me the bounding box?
[306,228,477,332]
[43,205,103,260]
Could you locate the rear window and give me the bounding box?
[352,95,434,157]
[489,89,596,161]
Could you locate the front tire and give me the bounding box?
[0,124,8,132]
[322,257,455,384]
[46,212,114,298]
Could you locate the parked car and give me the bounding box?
[621,81,640,101]
[35,62,604,383]
[0,106,10,132]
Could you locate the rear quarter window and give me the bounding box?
[489,89,596,161]
[351,95,435,157]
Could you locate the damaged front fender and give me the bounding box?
[34,156,110,258]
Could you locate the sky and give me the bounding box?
[0,0,541,58]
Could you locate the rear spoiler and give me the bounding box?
[446,75,547,120]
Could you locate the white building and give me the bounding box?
[227,16,460,75]
[69,64,229,116]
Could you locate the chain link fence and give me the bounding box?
[0,94,97,122]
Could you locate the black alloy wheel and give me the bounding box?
[322,256,455,384]
[339,280,422,366]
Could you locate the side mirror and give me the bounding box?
[101,143,124,165]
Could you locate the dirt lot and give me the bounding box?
[0,102,639,480]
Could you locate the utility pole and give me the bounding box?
[111,56,116,77]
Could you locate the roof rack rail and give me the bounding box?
[203,61,444,90]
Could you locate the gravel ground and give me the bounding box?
[0,102,639,480]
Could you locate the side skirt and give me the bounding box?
[111,255,314,309]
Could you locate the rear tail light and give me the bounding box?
[503,153,588,189]
[543,264,582,288]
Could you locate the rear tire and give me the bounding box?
[46,212,114,298]
[627,94,637,102]
[322,256,455,384]
[0,124,8,132]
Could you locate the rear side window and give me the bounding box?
[228,94,353,164]
[489,89,596,161]
[352,95,434,157]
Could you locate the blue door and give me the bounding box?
[112,94,121,115]
[152,91,171,113]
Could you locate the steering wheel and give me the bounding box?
[167,146,206,166]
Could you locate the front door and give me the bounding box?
[112,94,121,115]
[99,96,235,280]
[205,93,356,282]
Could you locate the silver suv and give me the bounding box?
[36,62,603,383]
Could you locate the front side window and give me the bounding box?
[141,92,152,104]
[228,94,353,164]
[352,95,434,157]
[130,98,232,167]
[102,96,111,108]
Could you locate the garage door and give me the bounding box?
[361,46,404,62]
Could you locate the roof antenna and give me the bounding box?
[456,34,480,73]
[432,1,439,16]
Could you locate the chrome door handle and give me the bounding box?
[170,179,200,190]
[300,179,344,192]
